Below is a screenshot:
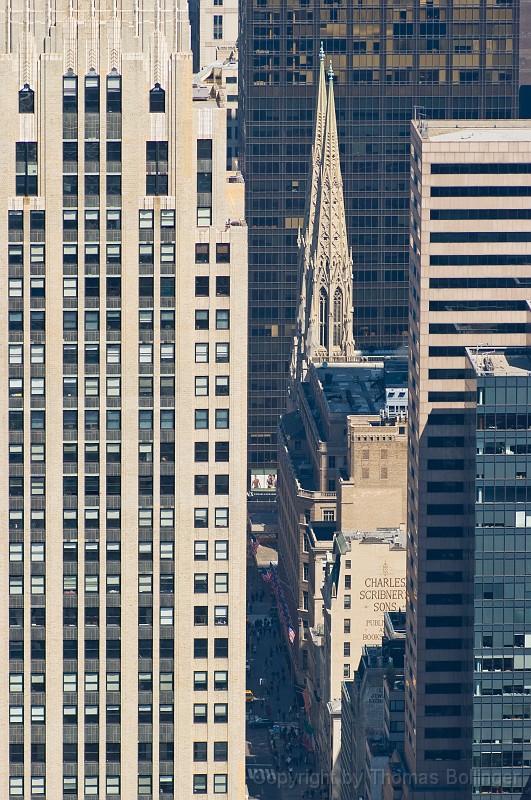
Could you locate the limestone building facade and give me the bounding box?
[406,120,531,799]
[0,2,247,798]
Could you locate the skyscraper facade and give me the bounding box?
[0,2,247,797]
[406,119,531,799]
[189,0,239,72]
[469,346,531,800]
[240,0,524,470]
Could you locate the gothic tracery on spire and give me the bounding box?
[290,46,356,386]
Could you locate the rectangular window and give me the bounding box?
[214,606,228,626]
[215,409,229,429]
[215,343,230,363]
[194,541,208,561]
[213,14,223,40]
[214,742,228,762]
[215,541,229,560]
[215,376,229,396]
[139,210,154,229]
[16,141,38,196]
[146,141,168,196]
[216,310,230,330]
[195,410,209,430]
[194,670,208,691]
[216,276,230,296]
[216,243,230,263]
[194,703,208,723]
[194,574,208,593]
[161,209,175,228]
[194,508,208,528]
[195,277,209,297]
[195,243,209,263]
[194,743,207,762]
[195,376,209,396]
[195,343,209,363]
[215,574,228,593]
[214,774,228,793]
[215,508,229,528]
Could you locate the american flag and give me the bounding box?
[250,536,260,556]
[262,570,272,583]
[288,627,296,645]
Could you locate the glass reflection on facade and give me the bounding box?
[240,0,521,469]
[473,352,531,799]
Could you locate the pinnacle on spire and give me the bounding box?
[328,59,334,81]
[319,41,325,62]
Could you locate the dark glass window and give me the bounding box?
[85,141,100,161]
[63,74,78,113]
[106,72,121,113]
[30,210,45,231]
[146,141,168,196]
[63,175,78,197]
[195,310,209,330]
[85,73,100,113]
[214,742,228,762]
[63,142,78,162]
[194,742,207,762]
[161,277,175,297]
[8,210,23,231]
[106,141,121,162]
[195,277,209,297]
[197,140,212,160]
[195,442,209,462]
[85,174,100,196]
[216,276,230,296]
[16,142,38,196]
[19,84,34,113]
[215,442,229,462]
[214,638,228,658]
[216,243,230,263]
[106,175,121,196]
[195,243,209,263]
[149,84,165,113]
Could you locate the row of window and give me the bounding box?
[9,311,123,332]
[63,140,122,162]
[195,342,230,363]
[9,774,219,797]
[8,439,226,464]
[9,375,176,399]
[9,342,177,368]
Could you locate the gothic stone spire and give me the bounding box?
[291,53,355,386]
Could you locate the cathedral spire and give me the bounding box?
[290,53,356,388]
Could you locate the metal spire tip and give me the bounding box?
[319,42,325,62]
[328,60,334,81]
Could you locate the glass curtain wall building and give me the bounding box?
[470,347,531,800]
[240,0,523,470]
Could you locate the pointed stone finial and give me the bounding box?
[319,42,325,62]
[328,60,334,81]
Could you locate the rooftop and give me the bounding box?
[466,347,531,378]
[308,521,337,543]
[413,119,531,142]
[335,527,406,553]
[385,610,407,639]
[314,362,386,416]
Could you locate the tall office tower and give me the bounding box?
[189,0,239,72]
[240,0,525,472]
[0,2,247,798]
[468,346,531,800]
[406,119,531,799]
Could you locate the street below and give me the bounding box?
[245,563,326,800]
